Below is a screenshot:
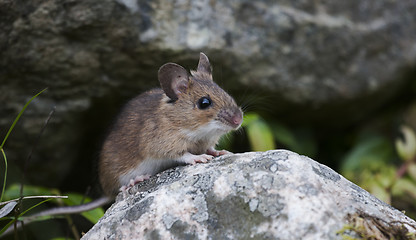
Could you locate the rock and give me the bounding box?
[1,0,416,189]
[81,150,416,239]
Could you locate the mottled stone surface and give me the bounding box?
[82,150,416,239]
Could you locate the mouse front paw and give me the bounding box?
[206,147,231,157]
[119,174,151,194]
[179,152,213,165]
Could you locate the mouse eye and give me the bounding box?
[197,97,212,110]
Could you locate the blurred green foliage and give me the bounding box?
[62,193,104,224]
[0,89,102,239]
[226,112,317,157]
[341,126,416,220]
[3,184,104,224]
[1,88,47,202]
[0,89,57,237]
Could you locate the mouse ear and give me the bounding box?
[158,63,190,101]
[197,52,212,75]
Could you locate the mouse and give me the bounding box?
[99,52,243,196]
[15,53,243,226]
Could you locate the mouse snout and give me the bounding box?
[231,110,243,127]
[221,107,243,129]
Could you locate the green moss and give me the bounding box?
[337,211,416,240]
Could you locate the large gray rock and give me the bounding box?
[1,0,415,187]
[81,150,416,239]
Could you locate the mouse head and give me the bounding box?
[158,53,243,137]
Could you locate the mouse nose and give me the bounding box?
[223,107,243,129]
[231,110,243,127]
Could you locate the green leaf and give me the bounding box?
[3,187,104,224]
[395,126,416,162]
[82,207,104,224]
[369,183,391,204]
[268,122,317,157]
[3,184,59,200]
[375,167,396,189]
[0,198,52,235]
[63,193,104,224]
[269,122,297,149]
[0,201,17,218]
[244,114,275,151]
[341,135,393,174]
[408,164,416,181]
[241,113,260,127]
[392,178,416,199]
[81,205,104,224]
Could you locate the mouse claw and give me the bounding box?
[196,154,214,163]
[120,185,129,198]
[119,174,151,195]
[179,152,213,165]
[206,147,232,157]
[120,185,128,192]
[128,174,151,187]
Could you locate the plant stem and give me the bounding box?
[396,162,410,179]
[0,88,47,149]
[0,148,7,203]
[0,88,48,202]
[0,195,68,206]
[396,156,416,179]
[0,198,52,235]
[20,106,55,198]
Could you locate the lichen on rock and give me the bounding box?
[81,150,416,239]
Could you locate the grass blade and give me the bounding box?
[0,198,52,235]
[0,88,47,148]
[0,88,47,202]
[0,201,17,218]
[0,149,7,203]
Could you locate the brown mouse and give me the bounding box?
[99,52,243,196]
[6,54,243,230]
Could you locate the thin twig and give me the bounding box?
[66,214,80,240]
[0,195,68,206]
[20,106,56,198]
[1,196,110,237]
